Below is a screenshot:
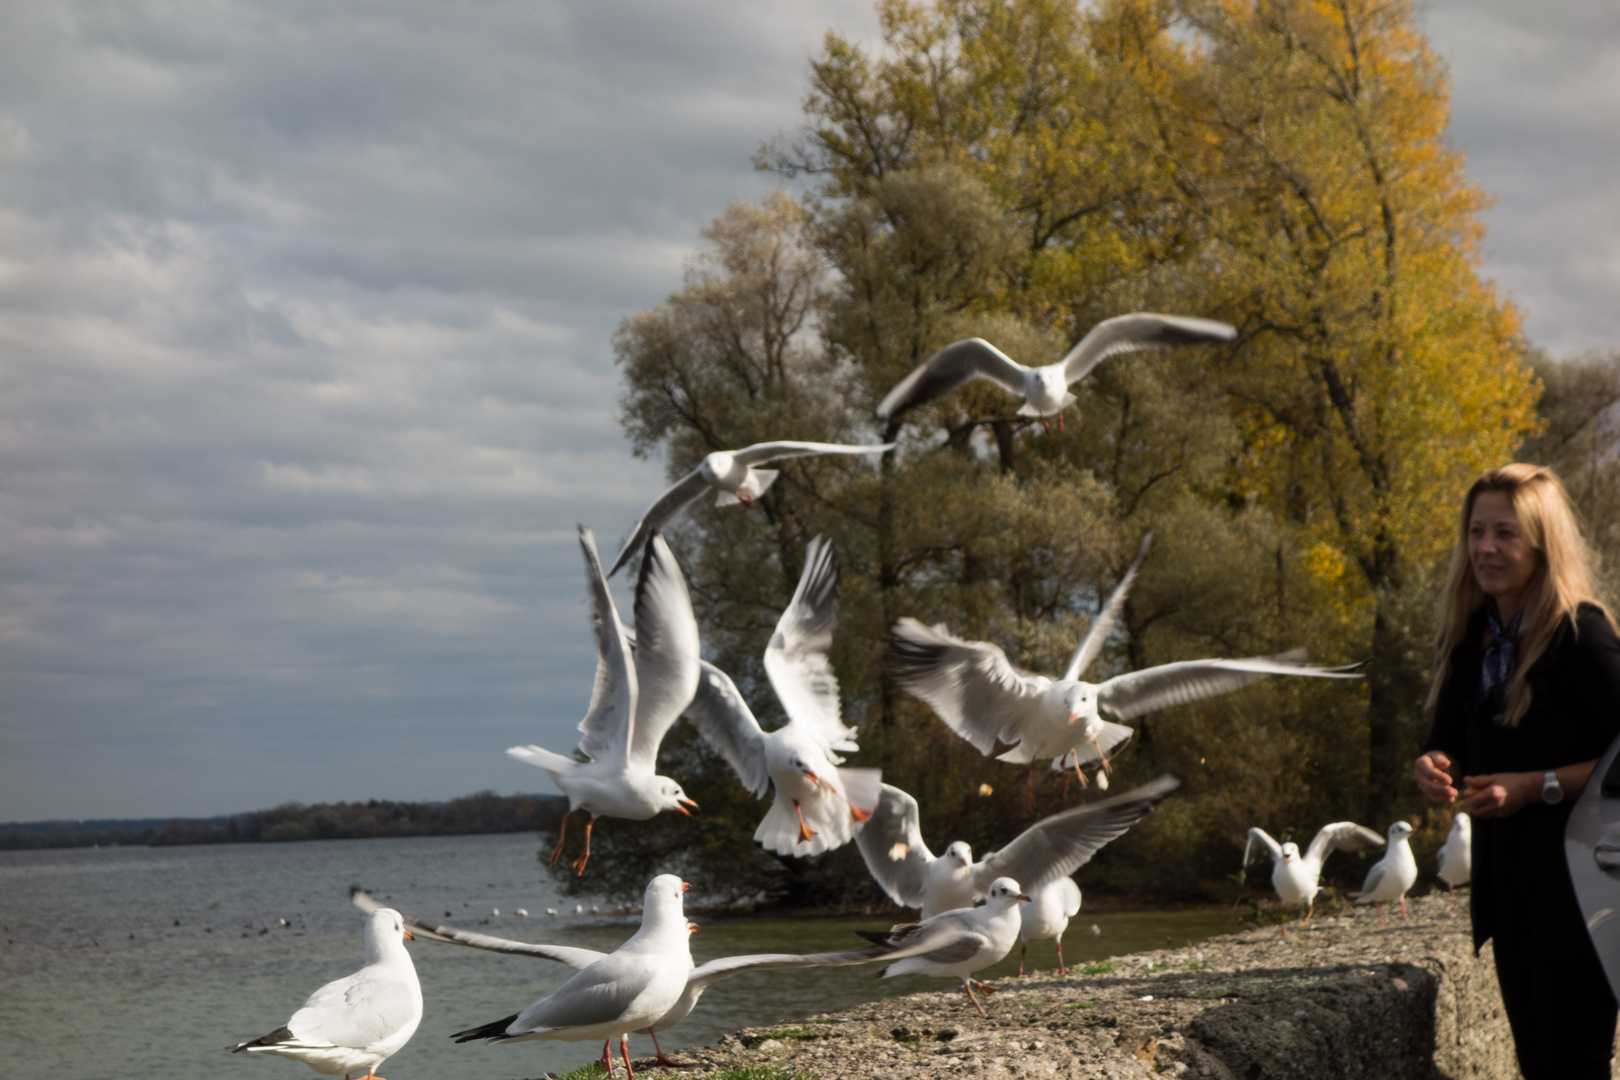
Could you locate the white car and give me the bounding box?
[1564,731,1620,1002]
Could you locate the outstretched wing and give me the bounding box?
[1063,531,1153,682]
[876,338,1029,420]
[1243,827,1283,870]
[1305,821,1385,866]
[349,889,605,968]
[1096,651,1363,722]
[890,617,1051,756]
[732,440,894,467]
[973,774,1180,895]
[608,469,709,577]
[1059,313,1236,385]
[684,660,770,797]
[765,535,855,752]
[627,533,701,771]
[853,783,937,908]
[576,526,637,765]
[686,945,897,990]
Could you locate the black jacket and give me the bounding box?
[1423,602,1620,954]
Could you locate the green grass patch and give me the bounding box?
[552,1064,608,1080]
[1062,1001,1095,1010]
[1079,960,1117,975]
[710,1067,817,1080]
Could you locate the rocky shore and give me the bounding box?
[652,893,1520,1080]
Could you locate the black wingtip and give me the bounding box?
[230,1027,294,1053]
[854,928,893,946]
[451,1013,522,1043]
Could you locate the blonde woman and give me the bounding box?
[1414,463,1620,1079]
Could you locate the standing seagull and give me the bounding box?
[1017,877,1084,976]
[854,775,1180,918]
[1353,821,1419,926]
[1437,813,1471,899]
[684,536,882,856]
[875,313,1237,429]
[608,441,892,576]
[451,875,694,1080]
[1242,821,1386,932]
[507,528,700,875]
[229,908,421,1080]
[855,878,1031,1017]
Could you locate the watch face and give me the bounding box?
[1546,771,1566,804]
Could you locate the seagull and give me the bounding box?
[451,875,693,1079]
[228,908,421,1080]
[684,536,881,856]
[875,313,1237,429]
[855,878,1031,1017]
[607,441,893,577]
[892,542,1362,807]
[854,775,1180,919]
[353,887,922,1069]
[1018,877,1083,976]
[1437,813,1471,899]
[1352,821,1418,926]
[506,528,700,876]
[1242,821,1386,932]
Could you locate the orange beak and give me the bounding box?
[680,881,692,892]
[688,921,699,934]
[676,796,698,816]
[1067,713,1081,725]
[1017,893,1031,902]
[403,930,413,940]
[802,769,820,787]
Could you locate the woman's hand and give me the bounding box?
[1415,751,1458,803]
[1462,772,1542,818]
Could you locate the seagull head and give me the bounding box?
[987,877,1031,906]
[1450,813,1471,839]
[1063,684,1098,727]
[944,841,973,868]
[363,908,412,963]
[789,754,820,787]
[1388,821,1414,843]
[643,874,690,927]
[656,778,698,816]
[1279,842,1300,864]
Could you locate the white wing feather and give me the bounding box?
[1063,531,1153,682]
[876,338,1030,419]
[890,618,1051,756]
[1059,313,1236,384]
[765,535,855,752]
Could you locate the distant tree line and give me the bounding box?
[0,791,564,850]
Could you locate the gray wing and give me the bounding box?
[627,533,701,772]
[732,440,895,467]
[765,536,855,752]
[876,338,1029,419]
[1058,313,1236,384]
[686,945,897,990]
[890,617,1051,756]
[1063,531,1152,682]
[511,952,658,1033]
[349,889,604,968]
[853,783,936,908]
[1305,822,1385,866]
[1095,651,1363,722]
[974,774,1180,895]
[1357,860,1387,899]
[608,469,709,577]
[684,660,770,797]
[288,967,414,1049]
[577,527,638,765]
[1243,828,1283,870]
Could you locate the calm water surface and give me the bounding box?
[0,834,1242,1079]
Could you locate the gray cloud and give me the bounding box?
[0,0,1609,820]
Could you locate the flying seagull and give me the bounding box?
[685,536,881,856]
[506,528,700,875]
[853,775,1180,919]
[608,441,892,576]
[1242,820,1385,932]
[875,313,1237,429]
[228,908,421,1080]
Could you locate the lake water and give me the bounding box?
[0,834,1244,1079]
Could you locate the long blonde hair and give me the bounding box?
[1427,463,1612,725]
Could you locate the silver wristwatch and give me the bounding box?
[1543,768,1565,805]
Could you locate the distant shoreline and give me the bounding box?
[0,790,564,851]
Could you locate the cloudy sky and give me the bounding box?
[2,0,1615,822]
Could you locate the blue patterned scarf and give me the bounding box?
[1481,603,1523,725]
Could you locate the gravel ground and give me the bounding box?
[625,892,1517,1080]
